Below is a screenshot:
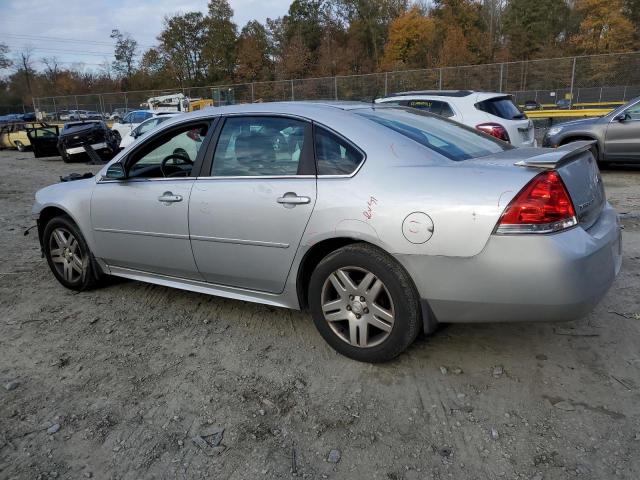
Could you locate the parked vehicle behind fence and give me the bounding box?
[376,90,536,147]
[32,102,621,362]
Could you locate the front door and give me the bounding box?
[91,121,212,279]
[604,101,640,161]
[26,125,59,157]
[189,115,316,293]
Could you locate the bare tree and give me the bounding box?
[42,57,60,87]
[110,29,138,82]
[18,49,35,96]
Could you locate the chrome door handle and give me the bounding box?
[158,191,183,203]
[277,192,311,207]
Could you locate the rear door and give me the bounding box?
[189,115,316,293]
[26,125,59,157]
[604,101,640,161]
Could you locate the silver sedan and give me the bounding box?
[32,102,622,362]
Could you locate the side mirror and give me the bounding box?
[614,113,628,122]
[104,163,126,180]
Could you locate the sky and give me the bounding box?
[0,0,291,72]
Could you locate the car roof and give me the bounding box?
[388,90,474,97]
[150,101,390,131]
[378,90,508,102]
[64,120,102,127]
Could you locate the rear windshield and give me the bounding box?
[476,96,526,120]
[63,121,103,133]
[356,107,510,161]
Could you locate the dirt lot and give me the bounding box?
[1,150,639,480]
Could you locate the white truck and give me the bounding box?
[144,93,190,113]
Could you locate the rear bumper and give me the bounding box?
[65,142,108,155]
[397,203,622,324]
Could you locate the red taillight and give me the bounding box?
[476,122,510,142]
[496,171,577,234]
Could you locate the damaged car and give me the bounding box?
[57,121,120,162]
[32,102,622,363]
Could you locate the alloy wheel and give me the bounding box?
[321,266,395,348]
[49,227,85,283]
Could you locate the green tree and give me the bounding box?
[284,0,328,55]
[110,29,138,82]
[433,0,489,63]
[503,0,570,60]
[158,12,208,85]
[203,0,238,81]
[337,0,408,66]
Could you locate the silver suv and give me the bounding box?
[376,90,536,147]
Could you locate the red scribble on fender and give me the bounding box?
[363,196,378,220]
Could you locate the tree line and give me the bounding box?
[1,0,638,110]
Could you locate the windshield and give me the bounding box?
[605,96,640,119]
[356,107,511,161]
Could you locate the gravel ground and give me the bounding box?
[1,150,639,480]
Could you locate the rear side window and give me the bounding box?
[476,96,525,120]
[314,126,364,175]
[356,107,510,161]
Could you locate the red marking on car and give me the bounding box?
[363,196,378,220]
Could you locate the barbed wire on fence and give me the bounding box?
[32,51,640,118]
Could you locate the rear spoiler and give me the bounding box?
[514,140,596,169]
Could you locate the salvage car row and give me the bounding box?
[5,91,640,167]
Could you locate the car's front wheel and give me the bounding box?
[43,216,103,291]
[308,243,421,362]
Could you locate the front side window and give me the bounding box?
[623,102,640,121]
[211,116,308,176]
[122,112,134,123]
[126,123,208,179]
[315,126,364,175]
[356,107,510,161]
[136,118,161,136]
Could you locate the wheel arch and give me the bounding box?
[559,134,601,160]
[295,236,437,334]
[36,205,78,250]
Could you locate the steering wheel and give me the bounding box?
[160,153,193,177]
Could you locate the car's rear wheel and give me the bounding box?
[308,243,421,362]
[14,141,25,152]
[43,216,103,291]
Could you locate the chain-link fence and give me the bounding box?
[33,51,640,120]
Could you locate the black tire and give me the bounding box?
[43,215,104,291]
[308,243,421,363]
